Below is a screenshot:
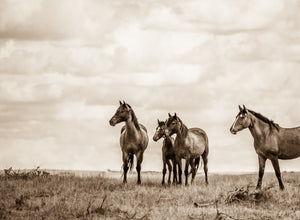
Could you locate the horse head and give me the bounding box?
[230,105,252,134]
[153,119,166,141]
[165,113,180,137]
[109,100,132,126]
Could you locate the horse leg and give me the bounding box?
[172,159,177,184]
[184,159,189,186]
[122,152,129,184]
[202,153,208,185]
[176,157,182,184]
[256,155,266,189]
[136,151,143,185]
[162,161,166,185]
[190,159,196,184]
[270,156,284,190]
[166,159,172,184]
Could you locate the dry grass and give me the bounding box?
[0,171,299,219]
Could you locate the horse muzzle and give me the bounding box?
[109,119,117,126]
[230,127,237,135]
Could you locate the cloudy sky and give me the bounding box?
[0,0,299,173]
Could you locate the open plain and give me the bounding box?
[0,170,299,219]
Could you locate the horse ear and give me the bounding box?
[243,105,248,113]
[119,100,122,105]
[168,113,171,117]
[174,113,177,119]
[239,105,242,111]
[157,119,160,124]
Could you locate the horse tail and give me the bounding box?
[188,157,201,175]
[195,157,201,171]
[128,154,134,171]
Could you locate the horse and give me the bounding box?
[109,101,149,184]
[153,119,177,185]
[165,113,209,185]
[230,105,300,190]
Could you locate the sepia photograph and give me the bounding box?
[0,0,299,219]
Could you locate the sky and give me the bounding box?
[0,0,299,173]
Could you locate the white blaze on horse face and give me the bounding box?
[164,128,171,136]
[231,116,239,131]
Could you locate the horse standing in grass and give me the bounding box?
[153,119,177,185]
[109,101,148,184]
[230,105,300,190]
[165,113,209,185]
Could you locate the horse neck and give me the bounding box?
[164,136,173,148]
[176,120,188,143]
[248,113,270,141]
[125,110,140,137]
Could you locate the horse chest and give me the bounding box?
[120,133,146,153]
[165,151,175,159]
[173,142,191,159]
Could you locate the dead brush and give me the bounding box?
[3,167,50,180]
[225,185,274,204]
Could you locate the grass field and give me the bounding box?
[0,170,299,219]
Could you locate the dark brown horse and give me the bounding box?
[230,105,300,190]
[165,113,209,185]
[153,119,177,185]
[109,101,148,184]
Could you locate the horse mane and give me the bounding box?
[178,117,188,138]
[121,126,125,134]
[248,109,279,131]
[139,124,147,132]
[158,121,165,127]
[130,108,141,131]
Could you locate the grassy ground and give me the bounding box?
[0,171,299,219]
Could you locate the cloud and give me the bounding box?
[0,0,299,172]
[0,0,115,41]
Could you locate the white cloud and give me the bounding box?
[0,0,299,172]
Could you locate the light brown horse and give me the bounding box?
[230,105,300,190]
[165,113,209,185]
[153,119,177,185]
[109,101,148,184]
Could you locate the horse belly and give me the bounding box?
[120,138,140,154]
[122,143,140,154]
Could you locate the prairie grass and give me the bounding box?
[0,171,299,219]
